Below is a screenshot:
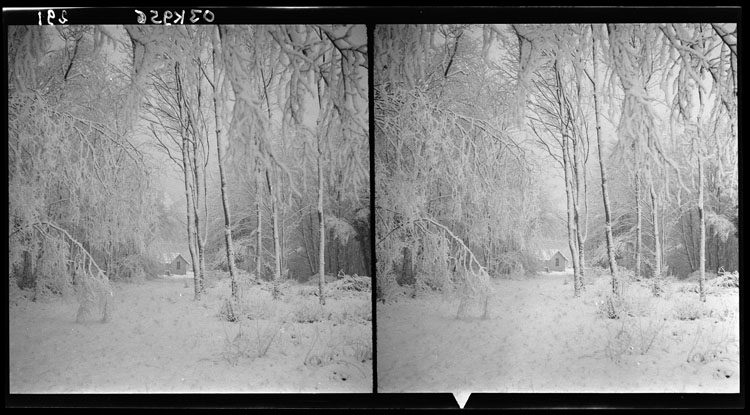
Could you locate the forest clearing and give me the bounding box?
[378,268,738,393]
[9,272,372,393]
[8,24,370,394]
[374,23,738,396]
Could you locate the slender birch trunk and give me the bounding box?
[255,169,263,280]
[572,141,586,289]
[266,169,282,299]
[211,31,239,304]
[635,172,642,279]
[181,137,201,300]
[174,62,201,300]
[650,184,661,278]
[191,137,206,296]
[317,134,327,305]
[591,25,619,296]
[698,154,706,302]
[562,135,582,297]
[300,210,316,275]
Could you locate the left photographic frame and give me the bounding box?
[6,8,372,398]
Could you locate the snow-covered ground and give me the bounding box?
[9,274,372,393]
[377,271,739,394]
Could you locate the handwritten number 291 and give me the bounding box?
[38,9,68,25]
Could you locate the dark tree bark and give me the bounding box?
[679,211,695,271]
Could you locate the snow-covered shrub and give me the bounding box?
[604,313,667,362]
[328,274,371,294]
[221,319,286,365]
[292,299,328,323]
[242,295,277,321]
[75,273,114,323]
[714,269,739,289]
[328,299,372,324]
[597,295,625,319]
[678,269,738,295]
[376,271,401,303]
[32,237,72,300]
[493,250,530,277]
[686,270,719,282]
[218,297,241,322]
[649,276,667,298]
[115,254,162,281]
[672,299,711,321]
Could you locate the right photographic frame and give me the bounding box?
[373,21,739,397]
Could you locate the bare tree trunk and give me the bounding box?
[591,26,619,296]
[192,162,206,296]
[300,210,316,275]
[181,137,201,300]
[255,170,263,280]
[698,154,706,302]
[650,184,662,281]
[572,141,586,289]
[354,208,371,277]
[211,32,239,304]
[715,233,721,273]
[317,137,327,305]
[562,135,582,297]
[174,62,201,300]
[687,209,698,271]
[679,213,696,271]
[635,171,642,279]
[660,174,667,274]
[266,169,282,299]
[279,192,286,278]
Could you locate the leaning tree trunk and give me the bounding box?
[698,153,706,302]
[591,26,619,296]
[211,32,239,304]
[266,169,282,299]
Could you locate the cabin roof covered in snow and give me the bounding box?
[159,252,186,264]
[536,249,569,262]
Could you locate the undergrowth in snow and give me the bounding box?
[377,270,739,393]
[9,272,372,393]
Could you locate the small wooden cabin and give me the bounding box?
[537,249,569,272]
[161,253,190,275]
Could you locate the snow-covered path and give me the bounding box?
[377,272,739,393]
